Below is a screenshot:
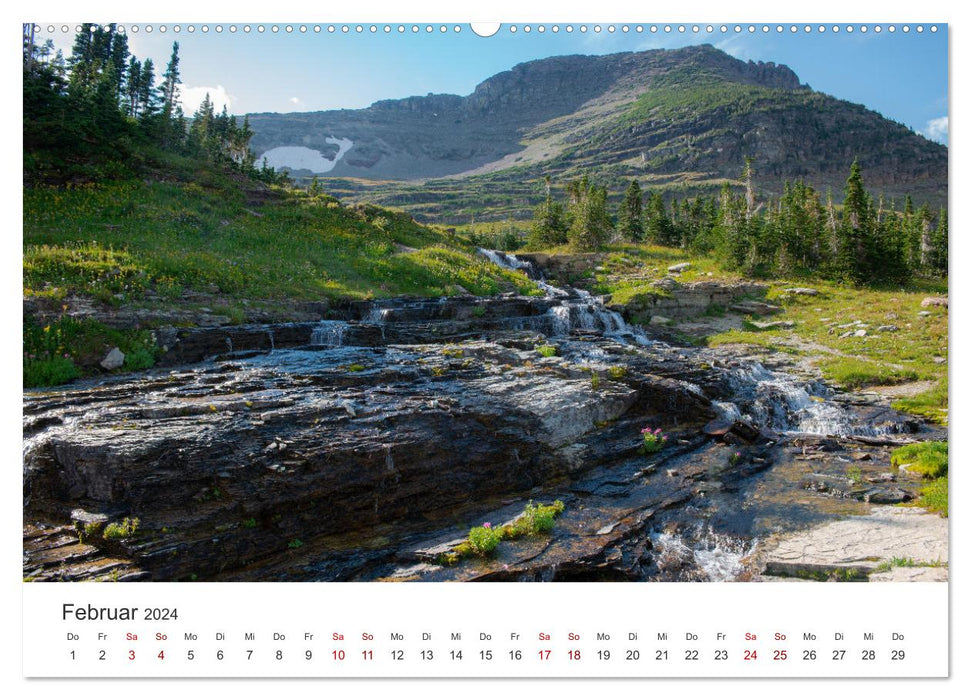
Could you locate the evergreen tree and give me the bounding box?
[566,177,612,251]
[618,179,644,242]
[528,176,568,248]
[644,191,672,245]
[137,59,157,118]
[159,42,182,145]
[836,160,871,282]
[930,208,948,275]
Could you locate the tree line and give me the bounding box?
[528,160,947,284]
[23,23,285,183]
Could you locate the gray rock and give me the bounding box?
[920,296,947,308]
[650,315,673,325]
[785,287,819,296]
[762,506,948,578]
[750,320,795,330]
[667,262,692,273]
[652,277,681,292]
[730,301,784,316]
[853,329,867,337]
[100,347,125,370]
[876,325,899,332]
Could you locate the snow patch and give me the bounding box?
[260,137,354,173]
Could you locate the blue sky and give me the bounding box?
[40,22,948,144]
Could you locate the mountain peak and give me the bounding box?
[245,45,944,214]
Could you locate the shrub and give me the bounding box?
[467,524,503,555]
[24,356,80,387]
[287,539,304,549]
[103,517,139,540]
[123,347,156,371]
[515,500,565,535]
[448,500,567,563]
[641,426,668,454]
[535,344,557,357]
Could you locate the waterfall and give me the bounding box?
[478,248,647,341]
[311,320,348,347]
[367,307,390,323]
[477,248,569,298]
[722,361,887,436]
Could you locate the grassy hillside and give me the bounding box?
[24,165,537,304]
[22,160,541,387]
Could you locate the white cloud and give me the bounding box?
[922,116,948,144]
[715,34,759,61]
[181,85,234,115]
[289,97,305,109]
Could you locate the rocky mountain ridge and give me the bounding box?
[246,44,945,220]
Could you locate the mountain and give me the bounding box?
[246,45,947,222]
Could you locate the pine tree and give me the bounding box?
[159,42,182,145]
[566,178,612,251]
[930,208,948,275]
[837,160,870,282]
[137,59,156,118]
[644,191,672,245]
[618,179,644,242]
[528,176,568,248]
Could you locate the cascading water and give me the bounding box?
[311,320,348,347]
[717,361,890,437]
[655,522,756,582]
[477,248,650,343]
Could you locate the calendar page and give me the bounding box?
[18,0,955,692]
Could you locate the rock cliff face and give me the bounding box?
[246,44,946,219]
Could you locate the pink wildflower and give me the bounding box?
[483,522,492,529]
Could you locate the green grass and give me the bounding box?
[23,316,159,388]
[892,378,948,425]
[440,500,566,565]
[891,441,948,479]
[917,477,948,517]
[815,357,918,389]
[23,177,539,304]
[535,344,557,357]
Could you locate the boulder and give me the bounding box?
[785,287,819,296]
[667,262,692,273]
[100,347,125,370]
[876,325,899,333]
[650,316,673,325]
[920,296,947,308]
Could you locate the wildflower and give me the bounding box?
[483,522,492,529]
